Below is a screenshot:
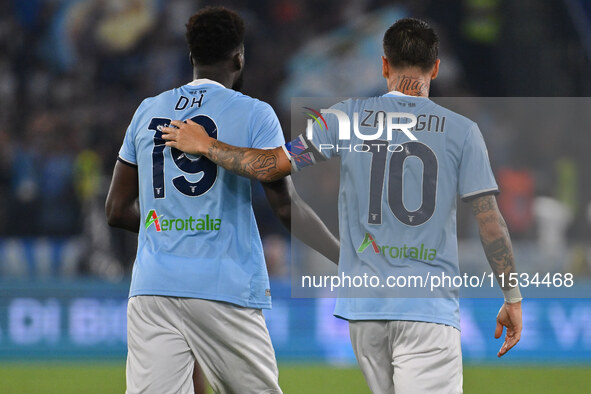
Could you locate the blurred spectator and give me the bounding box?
[534,196,572,265]
[496,168,535,238]
[263,234,290,278]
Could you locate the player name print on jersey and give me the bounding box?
[359,110,446,133]
[174,90,205,110]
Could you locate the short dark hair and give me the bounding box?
[186,6,245,66]
[383,18,439,71]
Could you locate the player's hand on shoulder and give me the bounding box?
[162,119,211,156]
[494,301,522,357]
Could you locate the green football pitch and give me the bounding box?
[0,363,588,393]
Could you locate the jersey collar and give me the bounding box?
[187,78,225,88]
[384,90,409,97]
[383,90,428,98]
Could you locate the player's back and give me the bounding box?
[118,79,284,309]
[310,92,497,328]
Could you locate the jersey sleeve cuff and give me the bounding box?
[281,144,291,159]
[461,187,499,202]
[117,156,138,168]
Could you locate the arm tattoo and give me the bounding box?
[246,153,278,177]
[207,140,283,181]
[471,195,496,215]
[483,237,514,288]
[472,195,517,289]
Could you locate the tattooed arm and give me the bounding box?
[471,194,517,288]
[470,194,522,357]
[162,119,291,182]
[161,119,339,263]
[205,140,290,182]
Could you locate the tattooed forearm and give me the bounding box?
[482,236,515,288]
[245,153,278,177]
[471,195,517,290]
[471,195,496,215]
[206,140,287,182]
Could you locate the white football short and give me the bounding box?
[126,295,282,394]
[349,320,462,394]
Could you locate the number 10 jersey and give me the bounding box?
[301,91,498,329]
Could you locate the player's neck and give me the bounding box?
[387,73,431,97]
[193,68,236,89]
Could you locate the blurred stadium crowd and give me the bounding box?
[0,0,590,279]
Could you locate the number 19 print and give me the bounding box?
[147,115,219,198]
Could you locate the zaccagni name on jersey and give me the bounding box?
[360,110,446,133]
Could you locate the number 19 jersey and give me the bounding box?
[118,79,284,309]
[302,91,498,329]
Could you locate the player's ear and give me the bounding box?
[189,52,194,66]
[232,48,244,71]
[431,59,440,80]
[382,56,389,79]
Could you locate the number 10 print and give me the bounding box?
[366,140,438,226]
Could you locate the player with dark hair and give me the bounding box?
[383,18,439,73]
[161,17,523,393]
[106,6,337,393]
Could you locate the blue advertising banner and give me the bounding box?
[0,279,590,363]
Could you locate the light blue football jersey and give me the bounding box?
[118,79,284,309]
[296,91,498,329]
